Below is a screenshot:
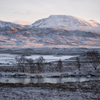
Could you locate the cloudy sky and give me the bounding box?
[0,0,100,24]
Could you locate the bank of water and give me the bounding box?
[0,54,78,64]
[0,77,100,84]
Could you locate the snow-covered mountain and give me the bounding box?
[32,15,100,33]
[0,15,100,49]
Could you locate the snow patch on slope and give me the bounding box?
[89,20,100,26]
[0,20,24,28]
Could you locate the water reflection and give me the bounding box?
[0,77,100,84]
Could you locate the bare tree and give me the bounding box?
[15,56,27,72]
[75,57,81,71]
[36,56,45,73]
[57,59,63,72]
[86,50,100,70]
[49,62,54,72]
[27,58,35,73]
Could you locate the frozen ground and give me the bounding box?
[0,80,100,100]
[0,69,100,78]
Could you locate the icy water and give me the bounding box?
[0,77,100,84]
[0,54,77,64]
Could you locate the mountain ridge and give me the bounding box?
[0,15,100,33]
[32,15,100,33]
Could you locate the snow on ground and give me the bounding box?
[0,70,100,79]
[0,68,100,78]
[0,81,100,100]
[0,72,73,78]
[0,86,85,100]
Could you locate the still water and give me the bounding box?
[0,77,100,84]
[0,54,77,64]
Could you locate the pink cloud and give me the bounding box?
[13,20,32,25]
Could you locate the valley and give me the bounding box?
[0,15,100,100]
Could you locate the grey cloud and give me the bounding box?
[13,11,24,15]
[26,10,32,15]
[12,10,32,15]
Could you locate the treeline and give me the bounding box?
[15,50,100,73]
[15,56,63,73]
[1,50,100,73]
[75,50,100,71]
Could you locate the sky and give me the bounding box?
[0,0,100,25]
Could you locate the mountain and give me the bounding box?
[0,15,100,49]
[0,27,100,48]
[0,20,26,28]
[89,20,100,26]
[32,15,100,33]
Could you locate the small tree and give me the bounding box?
[27,58,35,73]
[36,56,45,73]
[75,57,81,71]
[86,50,100,70]
[15,56,27,72]
[57,59,63,72]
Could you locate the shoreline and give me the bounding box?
[0,71,100,78]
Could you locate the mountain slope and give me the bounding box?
[0,15,100,49]
[32,15,100,33]
[0,20,25,28]
[0,26,100,48]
